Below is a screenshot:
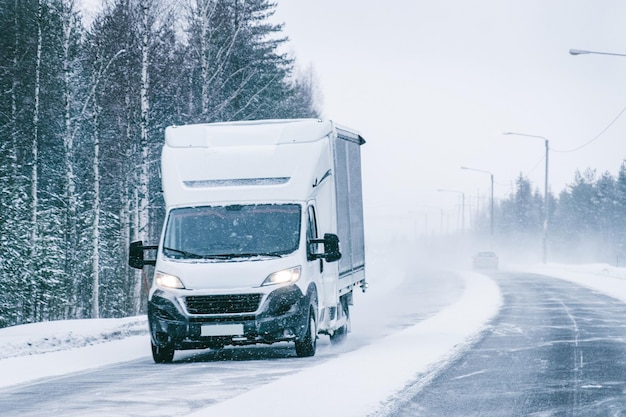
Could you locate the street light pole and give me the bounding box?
[437,189,465,233]
[503,132,549,263]
[569,48,626,57]
[461,166,494,244]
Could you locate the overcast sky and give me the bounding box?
[272,0,626,226]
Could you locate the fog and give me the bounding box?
[273,0,626,239]
[366,214,620,272]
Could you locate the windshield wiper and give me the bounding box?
[210,252,284,259]
[199,254,239,259]
[239,252,283,258]
[163,247,205,259]
[164,247,285,260]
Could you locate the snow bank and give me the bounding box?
[0,316,149,389]
[0,316,147,360]
[523,262,626,303]
[186,271,502,417]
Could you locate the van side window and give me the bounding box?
[307,206,318,260]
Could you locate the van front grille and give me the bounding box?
[185,294,262,314]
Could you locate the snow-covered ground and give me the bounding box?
[1,260,625,416]
[0,316,148,389]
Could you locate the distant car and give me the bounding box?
[473,251,499,269]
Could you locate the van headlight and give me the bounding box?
[262,266,301,286]
[155,271,185,289]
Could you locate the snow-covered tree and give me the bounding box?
[0,0,321,327]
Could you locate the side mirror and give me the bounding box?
[322,233,341,262]
[129,240,157,269]
[309,233,342,263]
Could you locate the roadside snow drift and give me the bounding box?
[187,271,502,417]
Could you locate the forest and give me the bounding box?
[0,0,624,329]
[0,0,318,327]
[479,166,626,266]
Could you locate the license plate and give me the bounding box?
[201,324,244,337]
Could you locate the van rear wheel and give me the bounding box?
[295,308,316,357]
[151,341,175,363]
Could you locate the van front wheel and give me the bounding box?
[151,341,175,363]
[295,308,317,357]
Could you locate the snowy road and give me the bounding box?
[377,271,626,416]
[0,345,328,416]
[0,264,468,417]
[6,260,624,416]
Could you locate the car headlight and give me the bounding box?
[155,271,185,289]
[262,266,301,286]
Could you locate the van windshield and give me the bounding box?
[162,204,301,260]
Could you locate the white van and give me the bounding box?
[129,119,367,363]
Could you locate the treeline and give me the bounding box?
[478,163,626,264]
[0,0,319,327]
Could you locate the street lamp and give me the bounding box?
[503,131,549,263]
[461,166,494,244]
[569,48,626,57]
[437,189,465,233]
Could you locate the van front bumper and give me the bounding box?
[148,285,309,350]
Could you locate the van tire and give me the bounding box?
[151,341,175,363]
[295,307,316,357]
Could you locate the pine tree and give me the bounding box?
[596,171,617,260]
[614,162,626,263]
[0,0,34,326]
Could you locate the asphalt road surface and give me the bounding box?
[379,272,626,417]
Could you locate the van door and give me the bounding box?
[305,205,324,319]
